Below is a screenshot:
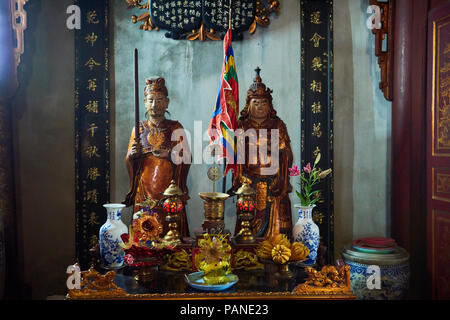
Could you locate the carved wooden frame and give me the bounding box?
[125,0,280,41]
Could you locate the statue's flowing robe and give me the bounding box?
[232,116,293,239]
[126,119,190,237]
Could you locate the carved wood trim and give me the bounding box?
[369,0,394,101]
[10,0,29,76]
[66,264,355,300]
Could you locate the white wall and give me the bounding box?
[334,0,392,259]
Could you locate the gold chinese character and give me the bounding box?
[312,101,322,113]
[87,79,97,91]
[313,123,322,138]
[313,211,325,225]
[311,11,322,24]
[310,80,322,93]
[89,235,99,248]
[310,32,325,48]
[88,212,100,227]
[87,11,100,24]
[87,123,98,137]
[312,56,323,71]
[85,145,100,158]
[85,57,101,71]
[87,167,100,181]
[313,146,321,157]
[86,189,99,204]
[85,33,98,47]
[85,100,99,114]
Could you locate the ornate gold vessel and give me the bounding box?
[199,192,230,234]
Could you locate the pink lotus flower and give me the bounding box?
[289,165,300,177]
[303,163,312,174]
[124,254,135,265]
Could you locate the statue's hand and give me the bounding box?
[269,177,281,197]
[152,149,170,159]
[270,189,282,197]
[129,142,142,160]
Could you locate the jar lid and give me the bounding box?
[355,237,397,248]
[352,237,397,254]
[342,244,409,265]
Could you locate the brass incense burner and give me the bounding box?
[199,192,230,234]
[199,166,229,234]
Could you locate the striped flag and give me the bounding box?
[207,28,239,176]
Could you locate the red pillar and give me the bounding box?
[391,0,429,299]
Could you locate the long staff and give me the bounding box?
[124,49,143,207]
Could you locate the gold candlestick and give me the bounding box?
[162,180,184,244]
[235,182,256,244]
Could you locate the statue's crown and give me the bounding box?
[144,77,168,97]
[247,67,273,98]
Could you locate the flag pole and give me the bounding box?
[228,0,233,30]
[223,0,233,194]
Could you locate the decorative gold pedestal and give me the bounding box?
[231,240,264,271]
[276,263,293,279]
[135,265,158,284]
[236,212,255,244]
[163,214,181,245]
[261,259,293,278]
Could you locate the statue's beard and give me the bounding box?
[146,108,166,118]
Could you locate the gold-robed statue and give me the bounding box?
[230,68,294,240]
[124,77,191,237]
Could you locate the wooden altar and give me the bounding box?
[66,263,355,300]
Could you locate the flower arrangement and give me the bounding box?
[197,234,232,285]
[120,210,178,267]
[289,153,332,206]
[256,234,310,265]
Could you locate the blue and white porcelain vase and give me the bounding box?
[292,204,320,265]
[99,203,128,269]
